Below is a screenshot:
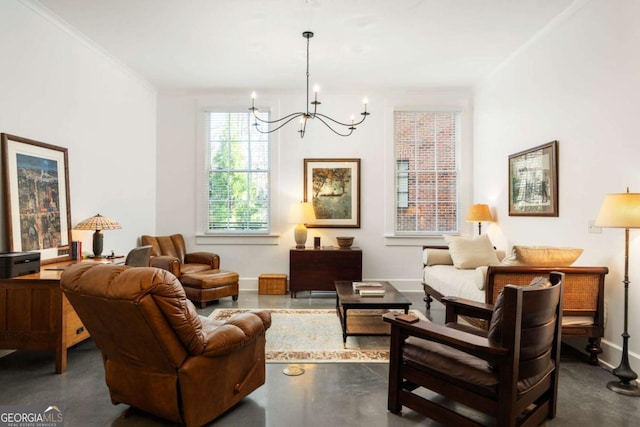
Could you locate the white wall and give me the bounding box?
[474,0,640,369]
[156,88,473,291]
[0,1,157,255]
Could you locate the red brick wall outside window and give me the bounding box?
[394,111,459,233]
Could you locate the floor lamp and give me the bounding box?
[466,204,493,235]
[595,188,640,396]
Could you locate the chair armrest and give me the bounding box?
[201,311,271,357]
[185,252,220,269]
[441,296,494,324]
[383,313,507,360]
[149,255,181,277]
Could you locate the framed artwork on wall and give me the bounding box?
[508,140,558,217]
[1,133,73,263]
[304,158,360,228]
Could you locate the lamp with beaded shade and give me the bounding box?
[74,214,122,258]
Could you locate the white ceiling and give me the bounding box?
[32,0,575,92]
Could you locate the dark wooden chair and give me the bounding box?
[384,272,564,427]
[124,245,152,267]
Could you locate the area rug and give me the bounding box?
[208,308,427,363]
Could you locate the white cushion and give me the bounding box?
[474,266,488,290]
[443,234,501,269]
[422,265,484,301]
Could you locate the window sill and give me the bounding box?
[196,233,280,245]
[384,234,447,247]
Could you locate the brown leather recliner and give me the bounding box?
[141,233,219,278]
[60,263,271,427]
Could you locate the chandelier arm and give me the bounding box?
[254,113,306,134]
[299,117,309,138]
[313,115,355,137]
[310,100,319,118]
[314,111,369,127]
[251,109,306,125]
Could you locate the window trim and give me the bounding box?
[383,101,472,243]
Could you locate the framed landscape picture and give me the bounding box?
[1,133,73,263]
[508,140,558,217]
[304,158,360,228]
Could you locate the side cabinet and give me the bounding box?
[289,248,363,297]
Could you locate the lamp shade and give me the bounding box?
[288,202,316,224]
[74,214,122,231]
[595,192,640,229]
[466,204,493,222]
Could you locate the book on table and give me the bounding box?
[352,281,383,291]
[359,289,386,297]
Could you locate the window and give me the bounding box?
[204,111,270,232]
[394,111,459,233]
[397,160,409,208]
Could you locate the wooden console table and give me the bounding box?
[0,260,110,373]
[289,247,362,297]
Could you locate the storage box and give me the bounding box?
[259,274,287,295]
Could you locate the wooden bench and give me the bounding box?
[422,246,608,364]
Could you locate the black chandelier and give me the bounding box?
[249,31,370,138]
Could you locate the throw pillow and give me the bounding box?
[423,248,454,266]
[501,245,583,266]
[474,266,488,290]
[443,234,500,269]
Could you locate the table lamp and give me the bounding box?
[289,202,315,248]
[466,204,493,235]
[595,188,640,396]
[74,213,122,258]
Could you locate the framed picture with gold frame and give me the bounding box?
[508,141,558,217]
[304,158,360,228]
[1,133,73,263]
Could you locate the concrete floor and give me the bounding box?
[1,290,640,426]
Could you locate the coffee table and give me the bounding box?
[335,280,412,347]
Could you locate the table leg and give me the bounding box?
[55,344,67,374]
[342,307,348,348]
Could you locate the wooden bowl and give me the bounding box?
[336,236,354,248]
